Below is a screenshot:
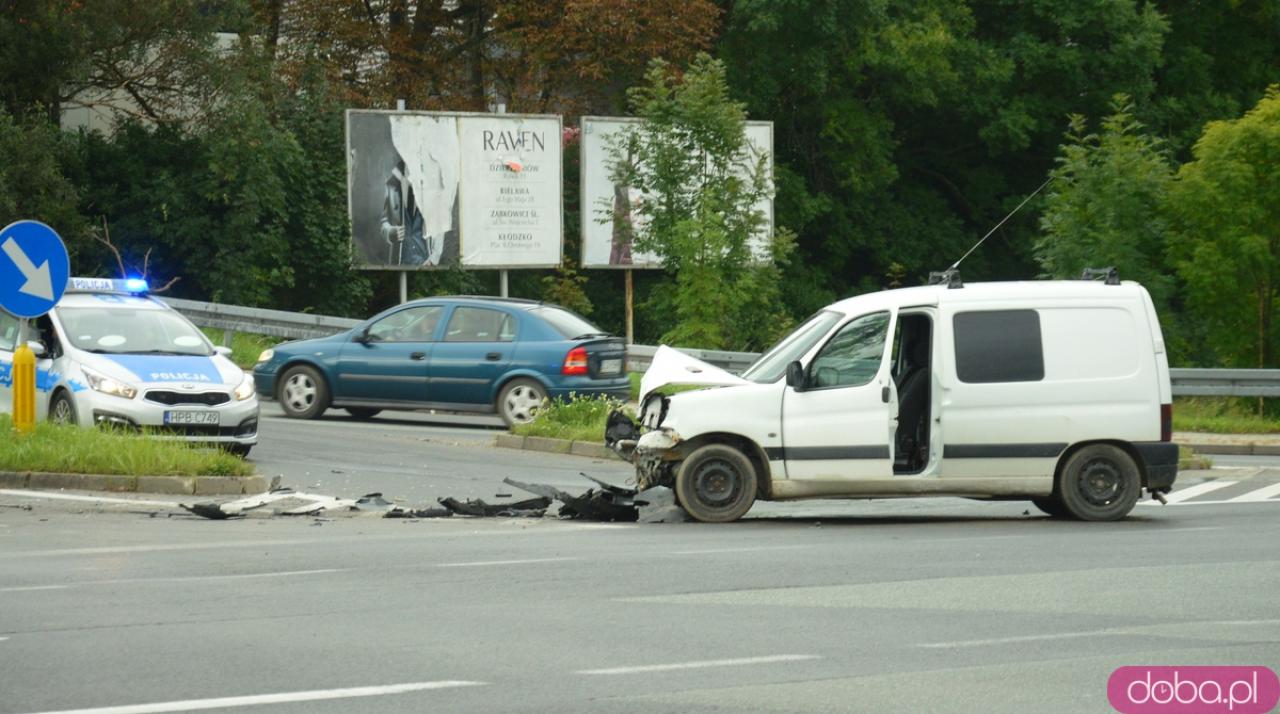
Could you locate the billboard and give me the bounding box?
[346,110,562,270]
[579,117,774,269]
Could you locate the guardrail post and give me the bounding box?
[222,329,235,348]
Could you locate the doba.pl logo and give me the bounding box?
[1108,666,1280,713]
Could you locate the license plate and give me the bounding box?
[600,358,622,375]
[164,410,220,426]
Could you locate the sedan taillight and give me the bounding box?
[562,346,589,376]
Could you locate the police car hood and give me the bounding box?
[90,353,243,387]
[639,345,750,402]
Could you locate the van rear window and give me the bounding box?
[954,310,1044,383]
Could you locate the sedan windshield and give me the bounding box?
[740,310,843,383]
[58,307,213,356]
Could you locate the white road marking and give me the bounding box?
[1,585,70,593]
[18,681,484,714]
[0,636,9,641]
[578,654,820,676]
[1229,481,1280,503]
[2,570,341,593]
[1160,480,1239,504]
[436,557,577,568]
[918,630,1126,648]
[0,490,177,507]
[672,545,808,555]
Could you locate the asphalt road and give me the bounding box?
[2,412,1278,714]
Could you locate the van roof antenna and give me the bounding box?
[945,175,1055,273]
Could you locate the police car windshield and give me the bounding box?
[57,307,212,356]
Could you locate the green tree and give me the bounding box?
[1167,86,1280,370]
[609,54,793,350]
[1035,96,1174,306]
[0,111,85,255]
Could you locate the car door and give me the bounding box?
[427,306,516,407]
[781,310,896,481]
[335,305,443,404]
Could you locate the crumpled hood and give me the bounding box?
[639,345,750,402]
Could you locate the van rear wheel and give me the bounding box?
[1058,444,1140,521]
[675,444,757,523]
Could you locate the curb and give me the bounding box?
[1181,442,1280,457]
[0,471,270,496]
[494,433,620,461]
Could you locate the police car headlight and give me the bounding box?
[256,349,274,364]
[233,373,255,401]
[82,366,137,400]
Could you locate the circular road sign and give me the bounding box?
[0,220,70,319]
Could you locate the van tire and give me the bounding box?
[278,365,329,419]
[676,444,758,523]
[1031,497,1067,518]
[1058,444,1140,521]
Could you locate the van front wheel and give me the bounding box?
[675,444,757,523]
[1058,444,1140,521]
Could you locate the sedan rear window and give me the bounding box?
[529,307,608,339]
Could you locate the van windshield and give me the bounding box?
[58,307,213,356]
[741,310,842,383]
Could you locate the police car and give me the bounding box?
[0,278,259,456]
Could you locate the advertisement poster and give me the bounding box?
[457,115,562,268]
[579,117,773,269]
[346,110,561,270]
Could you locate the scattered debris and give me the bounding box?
[437,496,550,518]
[633,486,691,524]
[504,474,639,522]
[385,506,453,519]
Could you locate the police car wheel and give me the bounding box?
[49,391,77,425]
[223,444,252,458]
[1058,444,1140,521]
[675,444,758,523]
[278,366,329,419]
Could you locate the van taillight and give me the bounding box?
[1161,403,1173,442]
[562,346,589,376]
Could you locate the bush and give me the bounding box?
[512,394,630,442]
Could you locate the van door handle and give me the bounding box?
[485,352,502,361]
[881,386,890,403]
[410,352,426,361]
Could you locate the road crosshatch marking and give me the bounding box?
[1139,477,1280,506]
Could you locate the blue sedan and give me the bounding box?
[252,296,631,426]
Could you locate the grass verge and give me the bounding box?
[201,328,284,371]
[1173,397,1280,434]
[0,415,254,477]
[513,394,629,443]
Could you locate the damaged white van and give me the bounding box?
[610,272,1178,523]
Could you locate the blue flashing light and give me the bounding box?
[124,278,149,293]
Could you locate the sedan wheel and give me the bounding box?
[278,366,329,419]
[498,378,546,427]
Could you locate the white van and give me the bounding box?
[612,276,1178,523]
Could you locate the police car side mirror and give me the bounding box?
[214,346,233,357]
[785,361,806,391]
[26,341,46,358]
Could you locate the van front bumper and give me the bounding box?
[1134,441,1179,492]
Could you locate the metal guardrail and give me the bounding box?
[161,297,360,343]
[1168,369,1280,397]
[164,297,1280,397]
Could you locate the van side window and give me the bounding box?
[808,311,890,389]
[954,309,1044,383]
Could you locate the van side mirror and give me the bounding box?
[785,361,806,390]
[214,346,233,357]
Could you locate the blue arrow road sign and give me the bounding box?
[0,220,70,319]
